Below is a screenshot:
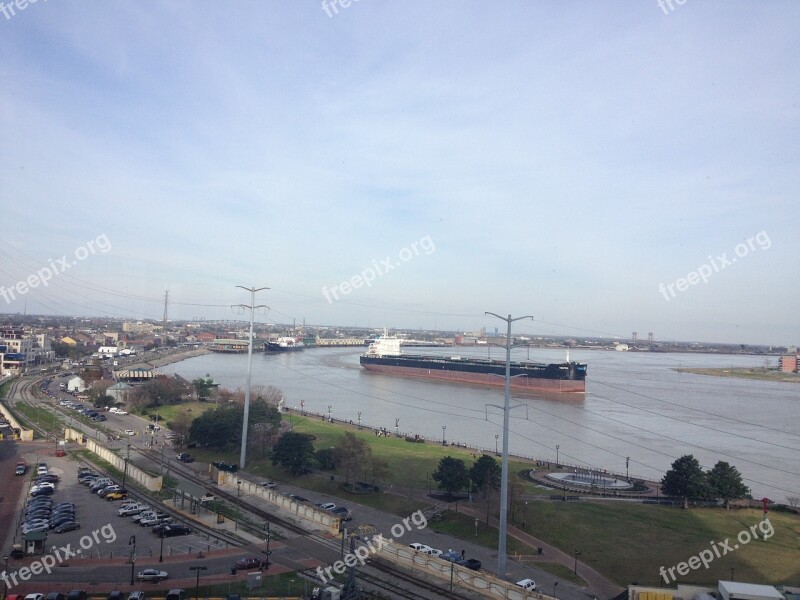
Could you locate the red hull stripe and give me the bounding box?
[362,363,585,393]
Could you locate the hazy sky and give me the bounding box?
[1,1,798,345]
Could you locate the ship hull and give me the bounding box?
[264,342,304,352]
[360,356,586,394]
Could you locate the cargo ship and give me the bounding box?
[264,337,304,352]
[359,336,586,393]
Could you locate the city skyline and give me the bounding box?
[1,2,798,345]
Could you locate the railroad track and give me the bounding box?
[138,448,479,600]
[9,376,480,599]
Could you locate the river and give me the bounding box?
[159,347,800,501]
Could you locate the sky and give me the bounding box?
[1,1,798,345]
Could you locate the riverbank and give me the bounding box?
[124,346,211,370]
[675,367,800,383]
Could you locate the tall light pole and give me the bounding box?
[442,425,446,446]
[495,434,499,455]
[189,565,207,600]
[574,549,582,574]
[626,456,630,480]
[235,479,242,531]
[235,285,269,470]
[122,443,131,488]
[485,311,533,579]
[3,555,9,600]
[128,535,136,585]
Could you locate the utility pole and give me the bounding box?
[162,290,169,337]
[485,311,533,578]
[235,285,269,469]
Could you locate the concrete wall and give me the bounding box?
[64,427,163,491]
[377,541,552,600]
[0,399,34,441]
[218,471,341,535]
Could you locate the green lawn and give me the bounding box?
[518,501,798,586]
[156,405,800,587]
[139,401,216,425]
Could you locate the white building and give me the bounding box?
[66,376,86,392]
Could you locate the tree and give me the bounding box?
[192,375,216,400]
[661,454,709,508]
[470,454,502,524]
[188,398,281,449]
[432,456,470,497]
[708,461,750,509]
[332,432,372,484]
[315,448,336,470]
[470,454,501,496]
[271,432,315,475]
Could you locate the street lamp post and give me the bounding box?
[495,434,499,455]
[554,582,559,598]
[3,555,9,600]
[189,566,207,600]
[235,480,242,531]
[159,527,165,562]
[731,568,735,581]
[122,443,131,489]
[523,501,527,527]
[442,425,446,446]
[574,550,582,574]
[626,456,630,481]
[263,522,271,570]
[485,311,533,578]
[556,444,559,467]
[128,535,136,585]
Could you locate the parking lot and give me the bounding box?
[14,451,229,562]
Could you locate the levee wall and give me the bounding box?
[377,541,554,600]
[64,427,163,491]
[217,471,340,535]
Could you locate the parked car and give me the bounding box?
[127,593,146,600]
[329,506,352,521]
[45,592,66,600]
[67,590,87,600]
[136,569,168,582]
[316,502,336,511]
[456,558,482,571]
[139,514,171,527]
[24,594,44,600]
[409,543,431,552]
[154,525,192,537]
[234,557,262,570]
[176,453,194,463]
[517,578,537,591]
[30,487,54,497]
[106,490,129,501]
[119,504,149,517]
[107,592,124,600]
[259,481,277,488]
[211,461,237,472]
[289,494,308,502]
[15,463,26,475]
[53,522,80,533]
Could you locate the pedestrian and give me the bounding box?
[461,549,465,560]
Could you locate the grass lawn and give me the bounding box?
[520,500,798,586]
[140,401,215,425]
[166,405,800,587]
[15,401,61,436]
